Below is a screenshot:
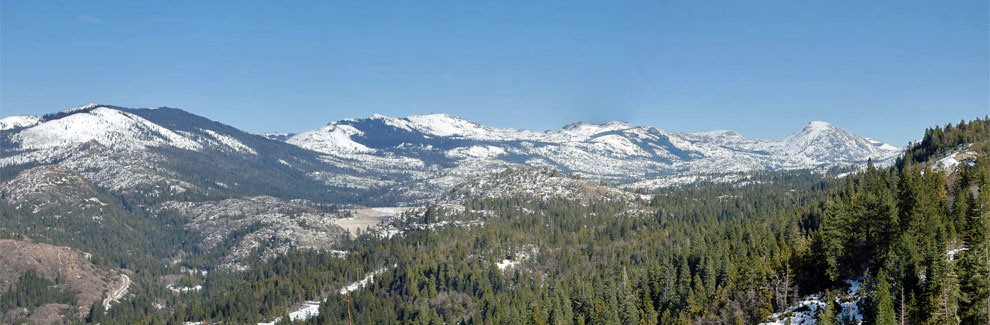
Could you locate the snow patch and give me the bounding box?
[496,245,537,271]
[589,134,646,156]
[948,247,968,261]
[201,129,257,154]
[839,278,864,324]
[167,285,202,293]
[936,155,960,171]
[761,294,825,325]
[339,265,390,295]
[259,265,397,324]
[0,115,42,130]
[13,107,202,151]
[447,146,506,159]
[555,121,631,140]
[761,278,863,325]
[406,113,488,137]
[288,124,373,154]
[496,259,520,270]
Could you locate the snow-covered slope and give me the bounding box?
[253,132,295,142]
[12,107,202,151]
[0,105,264,157]
[286,113,903,200]
[779,121,901,166]
[1,105,903,204]
[288,124,373,154]
[1,165,111,214]
[0,115,42,131]
[0,105,363,200]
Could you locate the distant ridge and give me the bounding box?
[1,105,903,204]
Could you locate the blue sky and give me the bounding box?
[1,1,987,145]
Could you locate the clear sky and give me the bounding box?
[1,1,987,145]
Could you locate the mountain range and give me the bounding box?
[0,104,903,204]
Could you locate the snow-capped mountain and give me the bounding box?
[254,132,296,142]
[0,105,366,202]
[13,105,202,151]
[1,105,903,205]
[0,115,42,131]
[285,113,903,197]
[780,120,901,165]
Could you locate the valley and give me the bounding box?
[3,1,986,323]
[1,105,903,205]
[0,106,986,324]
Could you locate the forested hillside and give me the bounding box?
[810,117,990,324]
[286,118,990,324]
[0,118,986,324]
[1,0,985,321]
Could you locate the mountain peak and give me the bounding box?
[689,129,743,138]
[779,120,901,164]
[3,105,909,204]
[60,103,100,114]
[805,120,835,130]
[556,121,633,140]
[562,121,630,130]
[600,121,631,129]
[788,121,845,139]
[12,106,203,152]
[404,113,487,137]
[407,113,472,124]
[410,112,457,118]
[804,121,840,131]
[0,115,42,131]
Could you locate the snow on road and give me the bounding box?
[258,265,396,324]
[256,301,322,325]
[103,274,130,310]
[338,266,389,295]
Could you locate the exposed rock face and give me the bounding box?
[159,196,349,269]
[1,165,110,215]
[446,168,641,203]
[1,105,351,202]
[3,105,902,205]
[287,114,902,202]
[0,240,114,323]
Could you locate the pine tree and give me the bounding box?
[818,198,846,282]
[816,291,838,325]
[677,257,691,307]
[959,183,990,324]
[873,273,897,325]
[923,230,960,324]
[619,269,640,325]
[529,302,548,325]
[87,299,105,324]
[424,205,437,224]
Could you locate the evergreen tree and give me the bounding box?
[816,292,838,325]
[959,183,990,324]
[87,299,105,324]
[873,273,896,325]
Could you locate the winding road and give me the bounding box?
[103,274,130,310]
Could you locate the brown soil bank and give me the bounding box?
[0,239,114,324]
